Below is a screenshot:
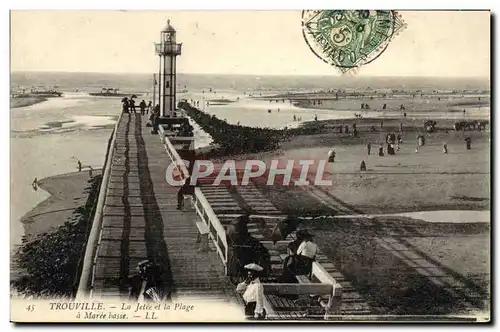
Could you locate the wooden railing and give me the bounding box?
[76,112,122,299]
[160,124,229,273]
[159,121,343,319]
[262,282,341,320]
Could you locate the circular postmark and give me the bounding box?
[302,10,401,73]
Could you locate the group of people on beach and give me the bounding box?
[325,114,477,173]
[77,160,94,177]
[336,123,358,137]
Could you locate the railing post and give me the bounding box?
[224,239,229,266]
[324,282,342,320]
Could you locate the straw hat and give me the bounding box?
[244,263,264,272]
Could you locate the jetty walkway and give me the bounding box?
[79,113,236,303]
[77,110,372,319]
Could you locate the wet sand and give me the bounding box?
[19,170,101,243]
[11,170,102,297]
[10,97,47,109]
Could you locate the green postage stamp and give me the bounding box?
[302,10,406,74]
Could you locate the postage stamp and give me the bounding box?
[302,10,406,74]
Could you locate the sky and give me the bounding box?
[10,10,491,77]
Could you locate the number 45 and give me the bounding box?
[26,305,35,312]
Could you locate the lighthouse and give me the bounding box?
[155,19,182,117]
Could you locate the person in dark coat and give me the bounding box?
[367,142,371,155]
[226,214,251,246]
[271,216,301,245]
[129,98,136,113]
[378,144,384,156]
[148,104,160,127]
[122,98,130,113]
[279,230,307,286]
[465,137,472,150]
[177,177,196,210]
[139,100,147,115]
[360,160,366,171]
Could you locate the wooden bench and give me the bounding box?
[295,274,316,304]
[195,221,210,252]
[295,274,311,283]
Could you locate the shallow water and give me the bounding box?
[336,210,490,224]
[183,91,490,129]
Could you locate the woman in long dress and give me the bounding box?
[236,263,266,320]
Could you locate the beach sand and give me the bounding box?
[227,117,490,215]
[19,170,101,243]
[312,217,490,314]
[217,116,490,314]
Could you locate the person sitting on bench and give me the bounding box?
[295,230,318,276]
[279,229,317,284]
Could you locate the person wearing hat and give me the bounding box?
[236,263,266,319]
[279,229,307,285]
[295,230,318,276]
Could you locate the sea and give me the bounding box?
[10,71,490,249]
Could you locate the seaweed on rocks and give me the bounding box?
[11,174,102,298]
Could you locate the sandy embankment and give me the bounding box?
[10,97,48,109]
[11,170,102,297]
[19,170,100,240]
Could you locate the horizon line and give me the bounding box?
[10,70,491,80]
